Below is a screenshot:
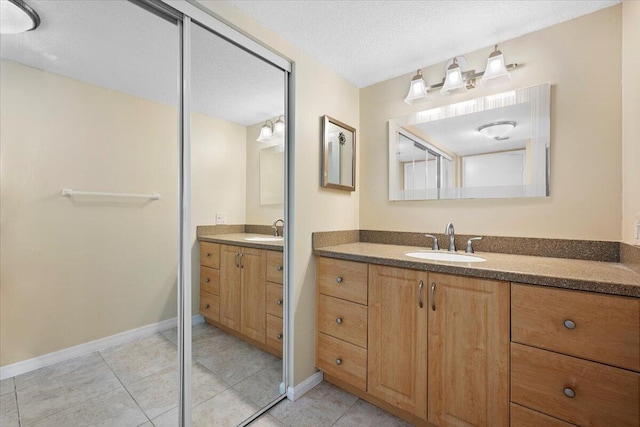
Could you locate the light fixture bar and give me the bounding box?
[426,63,519,92]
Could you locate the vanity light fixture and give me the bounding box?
[404,70,429,105]
[478,121,516,140]
[273,115,285,137]
[0,0,40,34]
[479,45,511,87]
[257,120,274,142]
[403,45,520,104]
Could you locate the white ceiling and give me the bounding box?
[0,0,284,126]
[228,0,620,88]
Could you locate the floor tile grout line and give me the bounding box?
[98,352,151,424]
[329,396,361,427]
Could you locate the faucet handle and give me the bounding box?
[465,237,482,254]
[424,234,440,251]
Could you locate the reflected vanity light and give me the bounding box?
[257,120,274,142]
[0,0,40,34]
[257,116,286,143]
[478,121,516,140]
[404,45,519,104]
[273,115,285,137]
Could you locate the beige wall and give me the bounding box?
[360,5,622,240]
[245,119,284,226]
[198,1,360,385]
[622,0,640,246]
[0,61,248,366]
[0,61,179,366]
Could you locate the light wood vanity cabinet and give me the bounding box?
[200,241,283,358]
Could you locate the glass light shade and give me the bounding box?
[479,48,511,87]
[440,59,466,95]
[257,121,273,142]
[0,0,39,34]
[404,70,429,105]
[273,116,285,137]
[478,121,516,139]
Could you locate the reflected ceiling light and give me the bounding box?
[478,121,516,140]
[273,115,285,137]
[404,70,429,105]
[257,120,273,142]
[403,47,520,104]
[0,0,40,34]
[479,45,511,87]
[440,57,467,96]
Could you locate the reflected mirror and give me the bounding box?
[322,115,356,191]
[260,144,285,205]
[389,83,550,200]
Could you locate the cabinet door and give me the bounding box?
[219,245,241,331]
[428,273,509,427]
[240,247,266,343]
[368,265,428,420]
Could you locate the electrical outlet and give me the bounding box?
[216,212,226,225]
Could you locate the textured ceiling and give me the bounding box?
[0,1,284,126]
[228,0,620,88]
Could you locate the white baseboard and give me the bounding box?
[286,371,323,402]
[1,314,204,380]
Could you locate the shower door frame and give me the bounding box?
[133,1,294,425]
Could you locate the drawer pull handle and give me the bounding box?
[336,317,343,324]
[204,304,210,309]
[418,280,424,308]
[430,282,436,311]
[276,299,283,305]
[205,278,210,283]
[563,387,576,398]
[335,358,342,365]
[276,334,283,340]
[564,319,576,330]
[206,253,211,257]
[277,265,283,271]
[336,277,343,283]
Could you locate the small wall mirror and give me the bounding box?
[389,83,550,200]
[322,115,356,191]
[260,144,285,205]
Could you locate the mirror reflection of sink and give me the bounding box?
[405,251,486,263]
[244,236,284,242]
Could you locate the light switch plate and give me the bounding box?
[635,214,640,245]
[216,212,226,225]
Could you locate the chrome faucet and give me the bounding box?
[444,222,456,252]
[272,218,284,237]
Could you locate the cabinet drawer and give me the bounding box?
[200,292,220,323]
[200,242,220,269]
[317,257,367,305]
[266,282,283,318]
[200,266,219,295]
[512,283,640,371]
[318,294,367,348]
[510,403,576,427]
[266,314,283,358]
[511,343,639,427]
[317,333,367,391]
[266,251,284,284]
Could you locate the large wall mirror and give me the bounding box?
[389,83,550,201]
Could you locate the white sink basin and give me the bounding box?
[405,251,486,263]
[244,236,284,242]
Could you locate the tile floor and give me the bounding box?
[1,323,410,426]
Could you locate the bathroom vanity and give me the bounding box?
[198,233,284,358]
[314,237,640,427]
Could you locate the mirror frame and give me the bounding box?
[321,115,356,191]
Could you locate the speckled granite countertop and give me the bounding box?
[199,233,283,251]
[314,242,640,297]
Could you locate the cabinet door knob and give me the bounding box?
[336,317,343,324]
[276,265,283,271]
[205,278,210,283]
[564,319,576,330]
[336,277,343,283]
[276,334,283,340]
[206,253,211,257]
[335,358,342,365]
[563,387,576,398]
[204,304,210,309]
[276,299,283,305]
